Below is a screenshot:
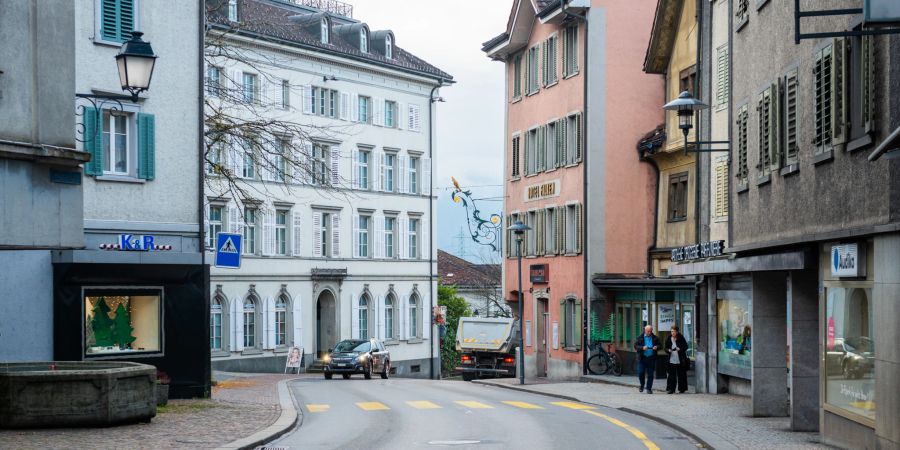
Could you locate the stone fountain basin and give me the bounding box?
[0,361,157,428]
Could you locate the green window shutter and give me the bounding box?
[83,108,102,176]
[572,27,579,72]
[562,32,568,78]
[559,299,568,348]
[715,46,729,107]
[772,81,782,169]
[575,113,583,162]
[137,113,156,180]
[861,36,875,133]
[575,203,583,254]
[574,298,583,351]
[785,70,799,163]
[831,38,848,146]
[557,205,565,254]
[101,0,135,43]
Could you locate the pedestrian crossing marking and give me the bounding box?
[356,402,390,411]
[306,404,330,413]
[502,401,544,409]
[454,401,494,409]
[583,410,660,450]
[550,401,596,410]
[406,401,442,409]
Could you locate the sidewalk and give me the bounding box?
[473,377,831,450]
[0,372,305,450]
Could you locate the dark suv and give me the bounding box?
[323,339,391,380]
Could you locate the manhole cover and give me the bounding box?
[428,440,482,446]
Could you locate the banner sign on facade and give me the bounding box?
[671,240,726,262]
[831,243,865,277]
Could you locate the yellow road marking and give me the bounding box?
[454,400,494,409]
[502,401,544,409]
[356,402,390,411]
[406,400,442,409]
[583,410,660,450]
[306,404,330,413]
[550,401,596,410]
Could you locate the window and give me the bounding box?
[228,0,238,22]
[100,0,135,43]
[275,138,288,182]
[312,143,329,186]
[512,54,523,99]
[357,149,370,189]
[511,135,521,178]
[559,296,582,351]
[735,0,749,27]
[207,141,224,175]
[385,34,393,59]
[242,72,258,104]
[783,69,799,165]
[385,100,396,128]
[535,124,546,173]
[207,66,222,97]
[814,44,834,155]
[320,18,329,44]
[84,290,161,356]
[316,212,331,258]
[563,25,578,77]
[714,158,729,219]
[312,87,338,117]
[525,46,540,94]
[242,139,255,179]
[543,35,558,86]
[408,218,419,259]
[243,297,256,348]
[544,207,556,255]
[546,120,558,169]
[409,295,418,338]
[280,80,290,109]
[360,28,369,53]
[275,210,288,255]
[525,128,538,175]
[385,295,395,340]
[383,153,396,192]
[208,205,224,249]
[850,35,876,141]
[715,46,729,108]
[735,104,749,187]
[358,96,371,123]
[526,211,536,256]
[358,295,369,339]
[102,111,130,174]
[668,172,689,222]
[824,287,875,420]
[408,156,419,194]
[211,296,224,350]
[757,85,775,177]
[357,215,370,257]
[275,296,288,347]
[680,65,697,96]
[243,209,257,254]
[384,217,396,258]
[564,203,582,254]
[565,113,583,165]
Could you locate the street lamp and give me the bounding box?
[115,32,158,101]
[508,220,531,385]
[662,90,729,154]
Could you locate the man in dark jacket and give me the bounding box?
[664,325,690,394]
[633,325,661,394]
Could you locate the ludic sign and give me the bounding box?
[530,264,549,284]
[671,240,725,262]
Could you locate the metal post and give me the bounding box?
[516,236,525,385]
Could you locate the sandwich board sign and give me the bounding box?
[215,233,242,269]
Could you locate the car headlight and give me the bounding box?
[358,354,368,363]
[323,355,331,363]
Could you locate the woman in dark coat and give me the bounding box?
[664,326,689,394]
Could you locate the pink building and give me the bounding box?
[483,0,661,380]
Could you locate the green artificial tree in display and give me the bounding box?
[90,297,115,347]
[112,303,136,349]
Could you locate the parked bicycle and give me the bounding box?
[587,342,623,376]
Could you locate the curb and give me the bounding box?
[471,379,719,450]
[215,378,303,450]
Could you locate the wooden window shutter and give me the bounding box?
[575,203,583,254]
[575,113,583,162]
[292,210,302,256]
[716,46,729,107]
[312,212,323,257]
[557,205,565,254]
[137,113,156,180]
[772,81,783,169]
[562,31,569,78]
[101,0,134,43]
[331,213,341,258]
[574,298,583,350]
[861,36,875,133]
[83,108,102,176]
[559,299,568,348]
[785,70,799,163]
[715,161,728,218]
[831,38,848,146]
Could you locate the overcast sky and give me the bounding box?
[354,1,511,262]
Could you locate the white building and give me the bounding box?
[206,0,452,377]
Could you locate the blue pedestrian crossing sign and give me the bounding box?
[215,233,242,269]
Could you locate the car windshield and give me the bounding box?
[334,340,370,353]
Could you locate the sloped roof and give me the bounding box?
[643,0,684,74]
[208,0,452,81]
[438,250,501,288]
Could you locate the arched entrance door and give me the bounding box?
[316,290,337,358]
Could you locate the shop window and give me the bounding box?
[717,296,752,379]
[84,290,162,357]
[824,287,875,420]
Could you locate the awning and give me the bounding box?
[869,125,900,161]
[667,251,807,277]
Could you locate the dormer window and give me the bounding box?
[385,35,393,59]
[360,28,368,53]
[320,18,329,44]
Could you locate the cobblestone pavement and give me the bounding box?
[475,377,834,450]
[0,372,302,450]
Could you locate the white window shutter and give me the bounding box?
[262,209,275,256]
[373,150,383,191]
[231,70,242,98]
[292,296,302,347]
[228,205,244,237]
[413,105,422,132]
[352,298,360,339]
[340,92,350,120]
[374,213,384,258]
[301,141,313,184]
[400,295,408,340]
[312,212,323,257]
[398,102,406,130]
[330,147,340,186]
[350,93,359,122]
[233,298,244,351]
[398,155,407,193]
[265,296,276,349]
[331,213,341,258]
[301,85,313,114]
[399,217,408,259]
[422,157,432,196]
[377,295,385,340]
[421,218,429,260]
[260,77,270,107]
[350,148,359,189]
[291,210,302,256]
[352,214,360,258]
[290,140,303,184]
[227,138,241,178]
[422,295,431,340]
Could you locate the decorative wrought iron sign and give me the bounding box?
[450,177,502,252]
[529,264,549,284]
[671,240,725,262]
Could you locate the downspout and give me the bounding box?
[694,0,703,246]
[428,79,444,380]
[199,3,211,395]
[727,0,734,250]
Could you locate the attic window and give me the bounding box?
[360,28,368,53]
[385,35,393,59]
[320,18,329,44]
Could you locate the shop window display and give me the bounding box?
[717,297,751,379]
[824,287,875,420]
[84,292,162,356]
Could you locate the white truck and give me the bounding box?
[454,317,520,381]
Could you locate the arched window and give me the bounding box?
[359,28,368,53]
[385,35,393,59]
[320,18,329,44]
[385,294,395,339]
[275,295,288,347]
[211,296,224,350]
[409,294,418,338]
[359,295,369,339]
[243,297,256,348]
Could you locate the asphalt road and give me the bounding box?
[269,377,698,450]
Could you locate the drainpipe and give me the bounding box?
[428,79,444,380]
[694,0,703,246]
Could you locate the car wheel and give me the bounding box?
[324,373,333,380]
[342,374,351,380]
[364,362,372,380]
[462,372,476,382]
[380,361,390,379]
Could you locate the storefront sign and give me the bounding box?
[529,264,549,283]
[523,179,560,202]
[831,243,865,277]
[671,240,725,262]
[99,235,172,251]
